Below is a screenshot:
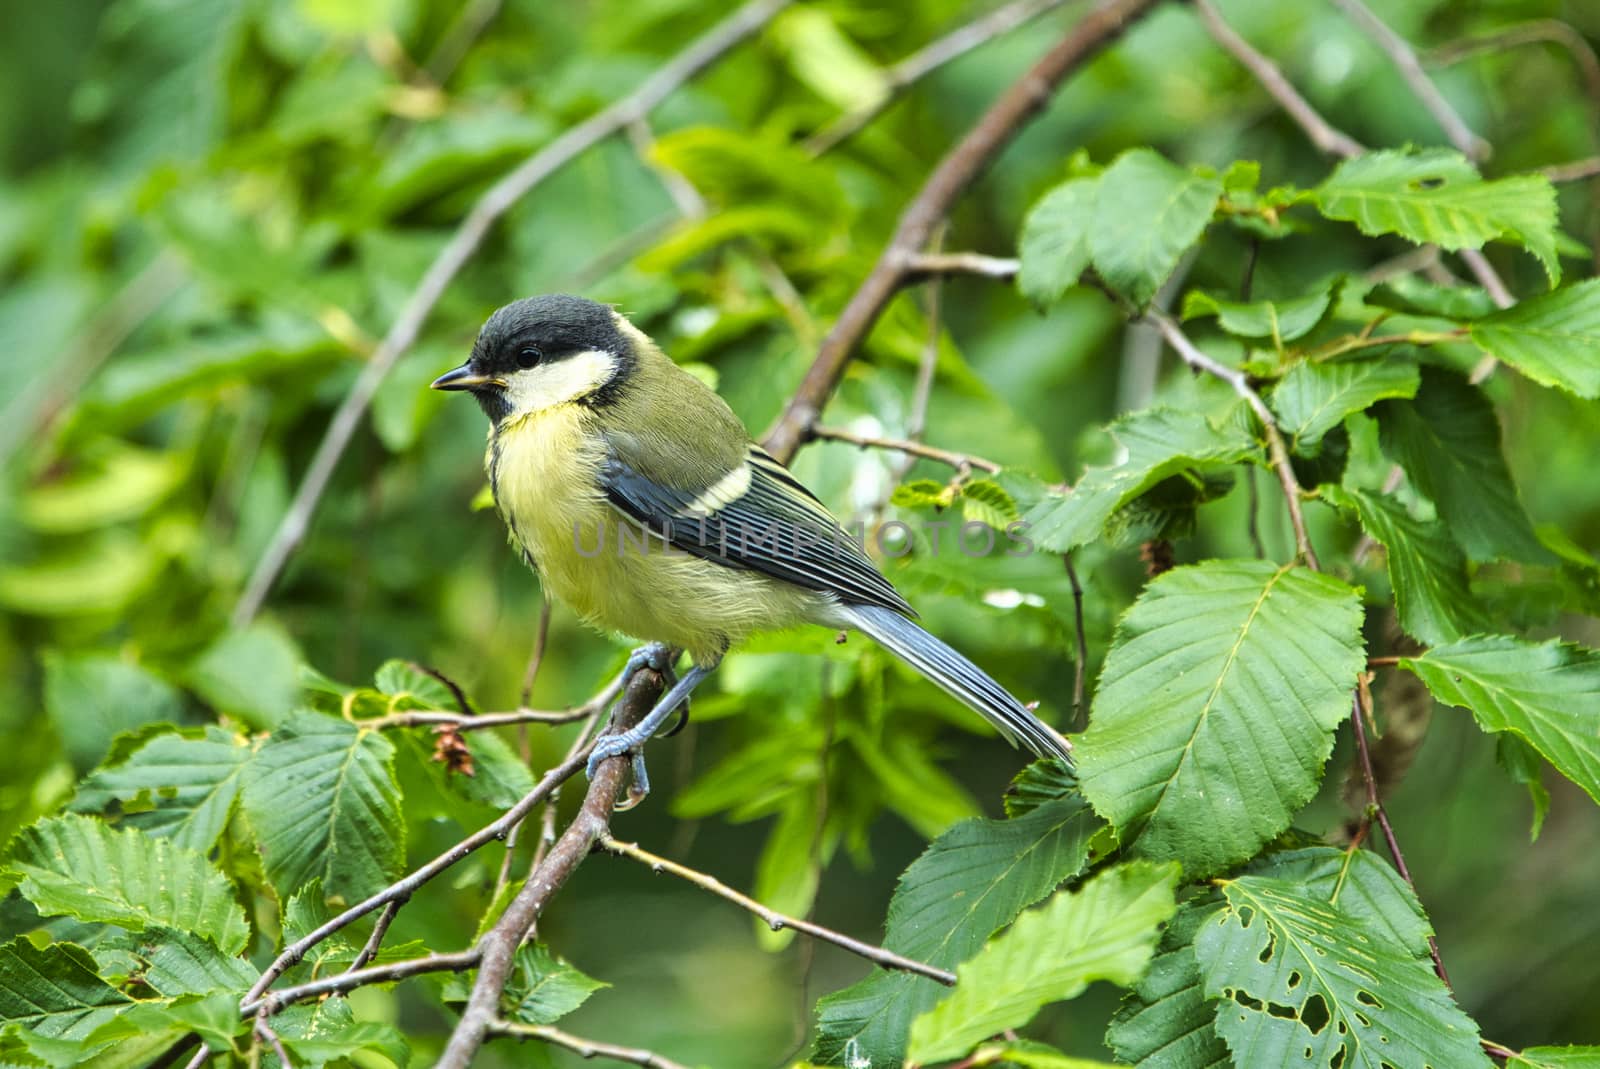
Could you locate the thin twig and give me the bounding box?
[345,896,406,974]
[181,1045,210,1069]
[254,1012,294,1068]
[764,0,1164,464]
[1541,156,1600,183]
[1194,0,1365,158]
[901,251,1021,281]
[1328,0,1489,161]
[804,0,1076,156]
[1351,693,1451,988]
[810,425,1001,475]
[518,600,554,710]
[489,1020,691,1069]
[1427,20,1600,127]
[422,0,503,84]
[601,836,957,985]
[438,667,663,1067]
[245,951,481,1017]
[1063,555,1088,730]
[1144,309,1319,569]
[234,0,795,626]
[360,705,596,730]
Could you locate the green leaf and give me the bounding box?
[1402,636,1600,806]
[1514,1048,1600,1068]
[1077,561,1365,877]
[41,653,183,773]
[7,814,248,955]
[1004,760,1077,818]
[964,1041,1120,1068]
[17,443,186,534]
[373,660,458,710]
[70,726,250,853]
[503,943,608,1026]
[751,793,822,952]
[1469,279,1600,398]
[1376,367,1552,563]
[0,940,129,1039]
[1314,149,1559,284]
[812,794,1102,1066]
[771,8,887,111]
[1195,869,1490,1068]
[185,621,303,729]
[1365,274,1497,320]
[1018,177,1100,308]
[1322,486,1489,645]
[273,995,410,1066]
[907,861,1178,1064]
[1106,898,1230,1069]
[86,991,242,1052]
[1091,150,1222,305]
[1270,359,1419,450]
[242,712,404,901]
[1023,409,1256,553]
[1497,734,1550,842]
[1182,283,1338,345]
[130,928,257,998]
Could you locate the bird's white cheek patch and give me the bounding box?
[504,350,617,412]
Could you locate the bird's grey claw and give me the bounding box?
[584,730,651,809]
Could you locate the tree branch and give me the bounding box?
[901,251,1021,281]
[1541,156,1600,184]
[437,666,663,1067]
[489,1020,691,1069]
[1194,0,1365,159]
[600,836,957,985]
[809,425,1002,476]
[233,0,795,627]
[1426,20,1600,128]
[804,0,1077,156]
[762,0,1164,464]
[243,951,481,1016]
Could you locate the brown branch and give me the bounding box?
[1542,156,1600,183]
[438,667,663,1067]
[489,1020,691,1069]
[1328,0,1489,161]
[254,1012,293,1068]
[601,836,957,985]
[243,951,481,1016]
[360,705,596,731]
[1064,555,1088,729]
[234,0,796,626]
[804,0,1077,156]
[345,897,405,975]
[763,0,1164,464]
[181,1044,211,1069]
[1351,692,1451,988]
[1194,0,1365,158]
[810,424,1002,475]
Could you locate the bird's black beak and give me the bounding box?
[430,364,502,391]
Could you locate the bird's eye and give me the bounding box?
[516,346,543,369]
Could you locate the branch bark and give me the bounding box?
[234,0,795,627]
[489,1020,691,1069]
[762,0,1164,464]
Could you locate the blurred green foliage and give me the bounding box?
[3,0,1600,1065]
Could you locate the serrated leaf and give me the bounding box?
[890,479,954,510]
[908,861,1178,1064]
[1366,275,1496,320]
[812,795,1102,1066]
[1106,897,1230,1069]
[1271,359,1419,450]
[0,940,129,1038]
[70,726,249,852]
[960,479,1019,529]
[373,660,457,711]
[275,996,411,1067]
[1023,409,1256,553]
[1315,149,1559,284]
[1376,367,1552,563]
[1470,279,1600,398]
[1091,151,1222,305]
[1195,870,1490,1069]
[1077,561,1365,877]
[7,815,247,955]
[1182,282,1338,345]
[503,943,608,1026]
[1322,485,1489,645]
[1403,636,1600,806]
[242,712,404,901]
[130,928,257,998]
[1004,760,1077,818]
[86,991,241,1051]
[1018,177,1100,308]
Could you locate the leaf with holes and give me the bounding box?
[1018,176,1100,308]
[1322,485,1489,645]
[242,711,404,901]
[7,815,248,955]
[1194,872,1491,1069]
[908,861,1178,1064]
[1106,897,1230,1069]
[1469,279,1600,398]
[1314,149,1558,284]
[811,794,1102,1066]
[69,726,249,853]
[1270,359,1419,450]
[1402,637,1600,806]
[1091,150,1222,306]
[1077,561,1365,877]
[1023,409,1256,554]
[1376,368,1552,563]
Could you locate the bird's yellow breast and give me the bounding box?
[487,407,824,665]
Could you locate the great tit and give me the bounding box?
[432,295,1071,797]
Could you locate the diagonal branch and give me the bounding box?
[762,0,1164,464]
[489,1020,691,1069]
[600,836,957,985]
[233,0,795,627]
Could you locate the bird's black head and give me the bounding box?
[431,294,633,423]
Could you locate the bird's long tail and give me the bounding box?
[840,603,1072,765]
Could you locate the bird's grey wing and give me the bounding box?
[599,439,915,617]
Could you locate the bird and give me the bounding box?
[431,294,1071,800]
